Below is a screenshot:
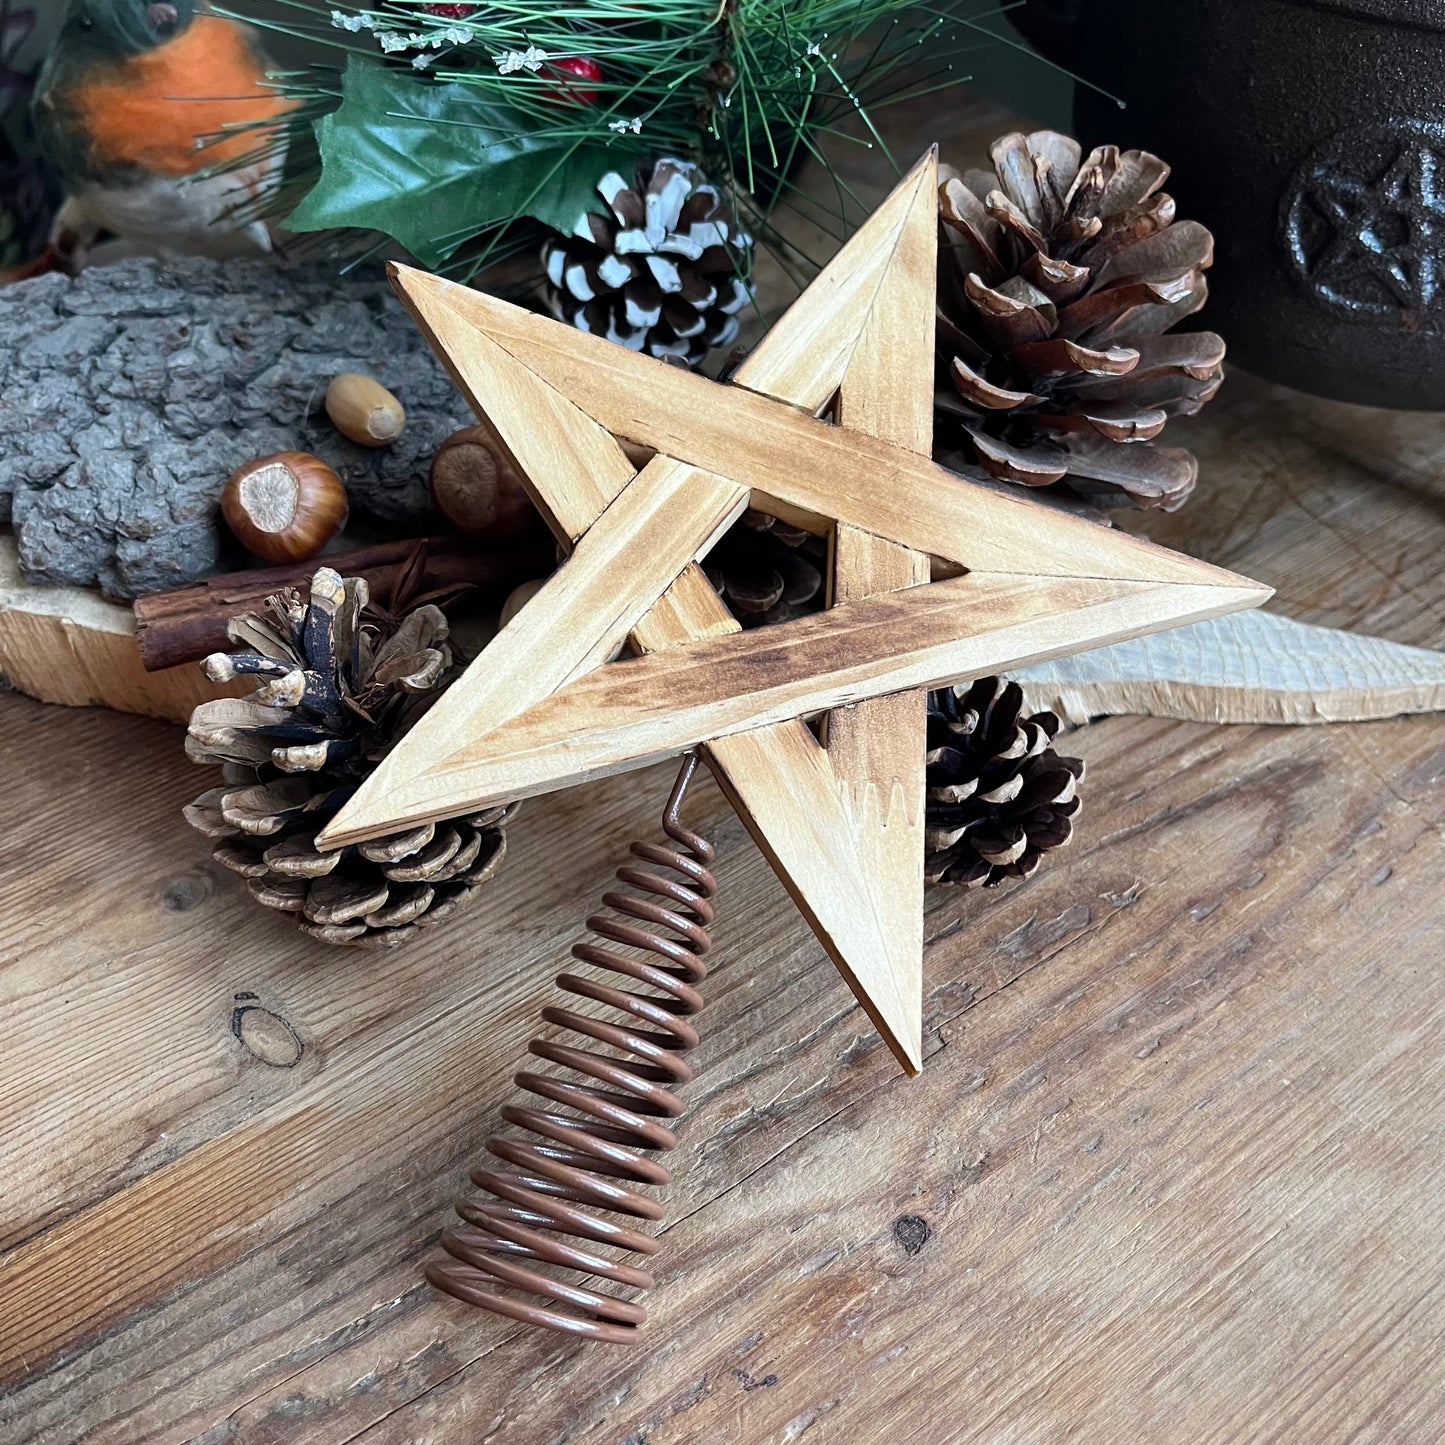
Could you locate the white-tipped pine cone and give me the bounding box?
[543,157,753,367]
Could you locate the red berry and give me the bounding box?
[422,3,477,17]
[543,56,602,106]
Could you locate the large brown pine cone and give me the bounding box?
[542,157,753,368]
[925,677,1084,888]
[183,568,514,947]
[936,130,1225,511]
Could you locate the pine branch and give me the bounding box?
[229,0,1013,286]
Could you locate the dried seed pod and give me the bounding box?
[428,423,540,539]
[222,452,349,564]
[702,511,828,628]
[924,677,1084,887]
[542,156,753,368]
[325,373,406,448]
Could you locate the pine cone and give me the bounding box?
[925,677,1084,888]
[936,131,1224,511]
[702,510,827,627]
[183,568,514,947]
[543,157,753,368]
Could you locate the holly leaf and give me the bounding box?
[286,57,630,266]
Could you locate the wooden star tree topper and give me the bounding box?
[318,150,1270,1076]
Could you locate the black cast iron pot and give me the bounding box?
[1016,0,1445,409]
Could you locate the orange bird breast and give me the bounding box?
[71,15,294,177]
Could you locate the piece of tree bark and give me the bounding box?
[1014,609,1445,724]
[0,256,480,599]
[132,537,555,672]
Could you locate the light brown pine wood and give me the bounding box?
[324,573,1261,821]
[539,554,924,1074]
[325,159,1269,1078]
[734,150,938,1073]
[823,545,927,1057]
[729,150,940,414]
[400,271,1256,588]
[389,270,638,544]
[0,538,235,723]
[364,457,749,813]
[390,237,926,1073]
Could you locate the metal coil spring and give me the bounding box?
[426,753,716,1343]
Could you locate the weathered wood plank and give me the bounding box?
[1132,373,1445,654]
[337,712,1445,1444]
[4,698,1442,1442]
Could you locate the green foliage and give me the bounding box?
[287,56,632,265]
[227,0,1008,271]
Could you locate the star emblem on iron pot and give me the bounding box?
[1284,119,1445,321]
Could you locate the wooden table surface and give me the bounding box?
[4,96,1445,1445]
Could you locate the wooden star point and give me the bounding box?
[318,151,1271,1076]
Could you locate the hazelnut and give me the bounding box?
[325,373,406,448]
[429,422,541,539]
[222,452,349,563]
[499,578,548,628]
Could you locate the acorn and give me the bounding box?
[325,373,406,448]
[429,423,541,540]
[222,452,350,564]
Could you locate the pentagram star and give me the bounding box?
[1303,139,1445,309]
[318,150,1270,1075]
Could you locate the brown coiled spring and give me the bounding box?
[426,753,716,1343]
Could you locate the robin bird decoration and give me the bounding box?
[28,0,293,274]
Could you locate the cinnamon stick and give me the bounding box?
[133,536,553,672]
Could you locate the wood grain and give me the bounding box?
[0,538,237,723]
[3,665,1443,1442]
[734,149,939,1076]
[341,168,1262,1072]
[1014,609,1445,725]
[320,573,1265,833]
[327,458,750,833]
[4,94,1445,1445]
[381,250,938,1071]
[396,269,1260,590]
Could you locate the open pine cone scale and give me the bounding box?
[937,131,1225,512]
